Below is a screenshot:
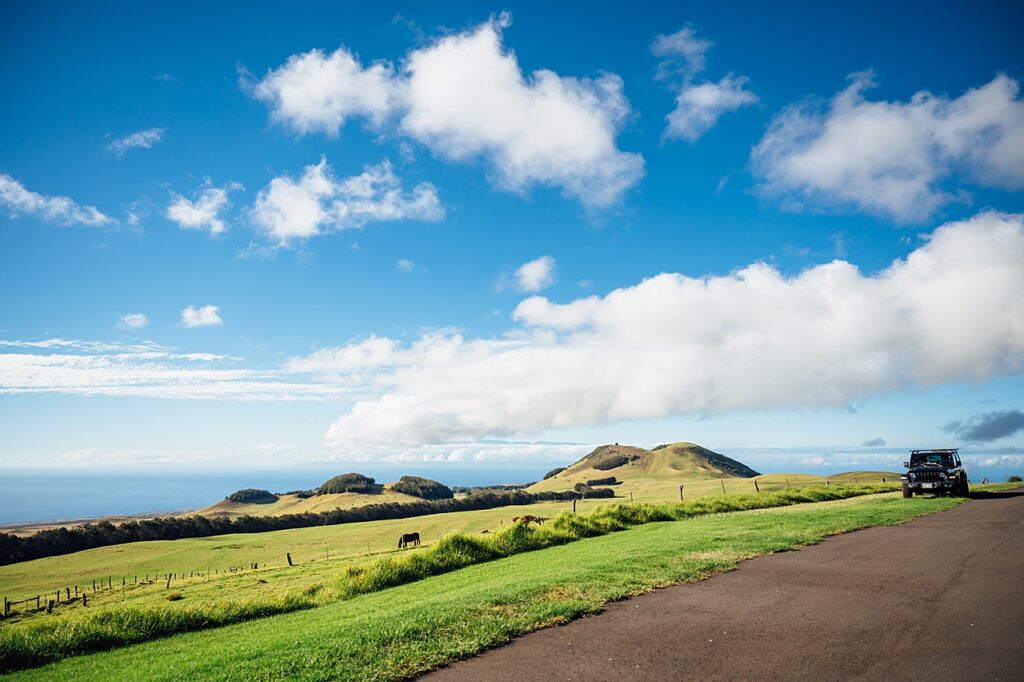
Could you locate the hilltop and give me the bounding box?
[529,441,759,497]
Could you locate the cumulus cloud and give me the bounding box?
[400,16,643,208]
[251,15,643,208]
[0,173,111,225]
[397,258,416,272]
[251,157,443,246]
[166,181,242,235]
[862,437,887,447]
[303,211,1024,447]
[751,72,1024,221]
[252,48,397,136]
[181,305,223,328]
[118,313,149,330]
[107,128,165,156]
[945,409,1024,442]
[665,76,758,142]
[514,256,556,292]
[652,26,757,142]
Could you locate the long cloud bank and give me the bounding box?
[313,211,1024,446]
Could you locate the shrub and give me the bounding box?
[592,455,636,471]
[317,473,383,495]
[573,484,616,499]
[166,592,184,602]
[543,467,566,480]
[281,489,315,499]
[1009,475,1023,483]
[226,489,278,504]
[585,476,617,486]
[390,476,454,500]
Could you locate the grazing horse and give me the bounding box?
[512,515,547,525]
[398,532,420,549]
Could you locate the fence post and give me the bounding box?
[166,574,171,589]
[83,593,88,607]
[3,597,8,617]
[66,587,70,600]
[46,600,53,614]
[36,595,40,610]
[754,480,760,493]
[721,480,727,495]
[882,477,886,484]
[92,579,96,592]
[679,484,684,502]
[572,497,577,514]
[287,552,294,566]
[786,478,791,488]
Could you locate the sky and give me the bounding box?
[1,0,1023,478]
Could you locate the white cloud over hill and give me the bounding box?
[309,211,1024,446]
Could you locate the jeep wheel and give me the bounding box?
[902,487,913,499]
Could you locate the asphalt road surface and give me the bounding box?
[425,491,1024,681]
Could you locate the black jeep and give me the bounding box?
[901,449,969,498]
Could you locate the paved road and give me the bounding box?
[425,491,1024,681]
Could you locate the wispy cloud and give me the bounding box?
[107,127,165,157]
[0,338,353,402]
[0,173,112,225]
[118,313,149,330]
[166,180,243,235]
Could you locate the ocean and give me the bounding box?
[0,464,553,526]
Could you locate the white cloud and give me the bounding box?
[651,26,712,79]
[652,26,757,142]
[181,305,223,328]
[166,181,242,235]
[397,258,416,272]
[664,76,757,142]
[0,173,111,225]
[0,339,351,402]
[251,157,443,246]
[118,313,149,330]
[107,128,165,156]
[751,72,1024,221]
[251,16,643,208]
[515,256,556,292]
[253,48,397,136]
[310,211,1024,447]
[401,16,643,208]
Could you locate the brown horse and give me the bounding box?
[512,515,547,525]
[398,532,420,549]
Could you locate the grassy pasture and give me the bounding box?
[5,490,971,681]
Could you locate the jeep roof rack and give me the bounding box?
[909,448,959,455]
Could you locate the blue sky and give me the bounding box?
[1,1,1023,477]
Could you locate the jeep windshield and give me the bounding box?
[910,454,953,466]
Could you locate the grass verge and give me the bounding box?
[4,491,969,681]
[0,483,928,673]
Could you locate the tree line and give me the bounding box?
[0,489,582,566]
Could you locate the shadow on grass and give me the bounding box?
[967,490,1024,500]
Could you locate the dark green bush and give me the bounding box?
[390,476,454,500]
[226,489,278,504]
[317,473,383,495]
[573,485,616,498]
[592,455,635,471]
[1008,475,1022,483]
[281,489,315,499]
[543,467,566,480]
[585,476,617,486]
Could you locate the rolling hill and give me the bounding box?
[529,441,896,502]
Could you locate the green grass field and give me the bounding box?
[4,490,971,681]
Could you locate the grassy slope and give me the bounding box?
[195,488,422,519]
[8,492,963,681]
[528,440,896,502]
